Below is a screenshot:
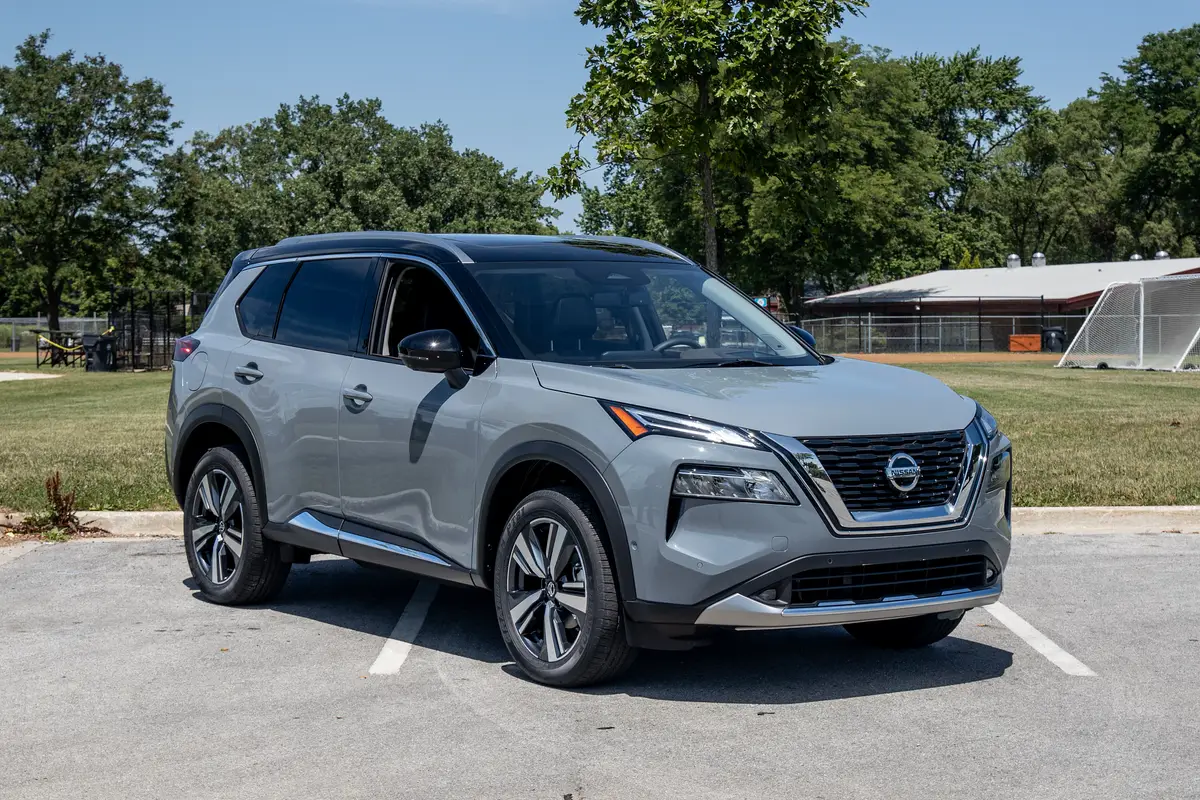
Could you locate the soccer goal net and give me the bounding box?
[1058,274,1200,371]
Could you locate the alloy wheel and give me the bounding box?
[190,468,245,586]
[505,517,589,663]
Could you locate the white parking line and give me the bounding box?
[369,580,439,675]
[985,602,1097,677]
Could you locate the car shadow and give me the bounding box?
[186,558,1014,702]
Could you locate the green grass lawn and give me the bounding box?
[0,368,175,511]
[0,361,1196,511]
[912,362,1200,507]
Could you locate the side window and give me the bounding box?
[275,258,372,353]
[236,261,297,339]
[374,262,482,365]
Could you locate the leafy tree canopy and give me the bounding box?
[0,31,176,328]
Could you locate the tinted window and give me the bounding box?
[375,263,481,364]
[275,258,372,352]
[237,261,297,338]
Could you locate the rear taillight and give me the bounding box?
[174,336,200,362]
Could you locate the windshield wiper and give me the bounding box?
[596,363,634,369]
[693,358,777,368]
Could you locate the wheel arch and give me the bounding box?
[173,404,265,511]
[477,441,636,599]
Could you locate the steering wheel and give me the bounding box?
[654,335,704,353]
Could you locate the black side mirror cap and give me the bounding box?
[790,325,818,351]
[398,329,469,389]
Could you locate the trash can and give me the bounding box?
[85,335,116,372]
[1042,326,1067,353]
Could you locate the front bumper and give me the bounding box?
[694,583,1001,629]
[622,538,1004,648]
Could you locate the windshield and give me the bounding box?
[466,260,820,368]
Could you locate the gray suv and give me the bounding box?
[166,233,1012,687]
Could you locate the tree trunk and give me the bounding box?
[45,275,62,332]
[699,151,722,346]
[699,152,720,276]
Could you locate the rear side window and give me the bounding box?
[274,258,372,353]
[237,262,298,338]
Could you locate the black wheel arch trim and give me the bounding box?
[173,403,266,510]
[477,441,636,598]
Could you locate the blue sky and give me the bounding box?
[3,0,1196,230]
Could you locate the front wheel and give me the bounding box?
[844,611,964,649]
[493,487,637,687]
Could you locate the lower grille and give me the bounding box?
[778,555,990,607]
[801,430,969,512]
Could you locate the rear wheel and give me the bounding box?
[183,446,290,605]
[493,487,637,687]
[844,611,964,649]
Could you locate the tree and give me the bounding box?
[549,0,864,281]
[0,31,176,329]
[1100,24,1200,256]
[579,43,945,309]
[155,95,560,289]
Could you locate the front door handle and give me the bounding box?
[343,384,373,406]
[234,363,263,383]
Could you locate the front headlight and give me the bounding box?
[672,466,796,504]
[603,403,760,449]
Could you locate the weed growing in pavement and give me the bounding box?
[3,472,106,541]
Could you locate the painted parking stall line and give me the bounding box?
[369,581,439,675]
[985,602,1097,677]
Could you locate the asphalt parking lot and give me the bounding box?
[2,532,1198,800]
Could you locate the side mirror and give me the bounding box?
[398,329,469,389]
[790,325,818,351]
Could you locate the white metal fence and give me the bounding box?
[1058,275,1200,371]
[2,317,110,352]
[787,314,1086,355]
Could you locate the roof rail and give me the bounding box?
[272,231,475,263]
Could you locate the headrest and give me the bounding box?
[551,295,597,342]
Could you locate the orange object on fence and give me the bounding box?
[1008,334,1042,352]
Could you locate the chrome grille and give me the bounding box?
[800,430,968,512]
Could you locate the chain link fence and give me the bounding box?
[4,289,214,370]
[2,317,111,353]
[784,314,1088,355]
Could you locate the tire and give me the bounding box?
[183,446,290,605]
[493,487,637,687]
[844,611,964,649]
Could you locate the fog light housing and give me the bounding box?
[988,450,1012,493]
[672,466,796,504]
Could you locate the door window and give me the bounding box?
[275,258,373,353]
[374,262,483,367]
[236,261,298,339]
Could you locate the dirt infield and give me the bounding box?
[837,352,1062,365]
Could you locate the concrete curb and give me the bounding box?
[6,507,1200,539]
[2,511,183,538]
[1012,506,1200,535]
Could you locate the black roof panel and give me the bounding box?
[242,232,689,266]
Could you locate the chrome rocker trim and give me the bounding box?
[761,422,990,535]
[694,583,1002,630]
[338,530,453,568]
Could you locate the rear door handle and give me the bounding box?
[343,384,373,406]
[234,363,263,383]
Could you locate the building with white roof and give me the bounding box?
[806,256,1200,315]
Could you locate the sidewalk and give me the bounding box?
[7,507,1200,540]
